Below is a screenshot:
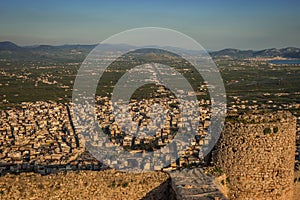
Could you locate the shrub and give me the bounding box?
[263,127,271,135]
[221,180,225,185]
[110,180,116,188]
[214,167,223,173]
[226,177,231,183]
[122,182,129,188]
[273,126,279,133]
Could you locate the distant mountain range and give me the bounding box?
[209,47,300,59]
[0,41,299,63]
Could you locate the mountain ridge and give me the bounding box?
[0,41,300,61]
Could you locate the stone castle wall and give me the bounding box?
[213,111,296,199]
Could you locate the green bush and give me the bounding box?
[122,182,129,188]
[263,127,271,135]
[226,177,231,183]
[110,180,116,188]
[221,180,225,185]
[273,126,279,133]
[214,167,223,173]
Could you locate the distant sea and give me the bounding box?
[269,60,300,65]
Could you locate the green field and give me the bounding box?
[0,50,300,114]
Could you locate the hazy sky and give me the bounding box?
[0,0,299,50]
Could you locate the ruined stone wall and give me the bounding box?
[213,111,296,200]
[0,170,173,200]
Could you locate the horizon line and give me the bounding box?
[0,40,299,52]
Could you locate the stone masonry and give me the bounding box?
[213,111,296,199]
